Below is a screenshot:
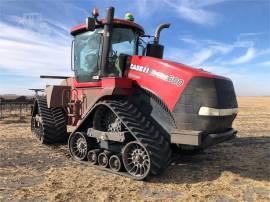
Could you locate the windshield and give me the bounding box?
[108,28,136,76]
[112,28,136,55]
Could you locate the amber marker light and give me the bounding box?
[92,8,99,18]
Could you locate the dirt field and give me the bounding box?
[0,97,269,201]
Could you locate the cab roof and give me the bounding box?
[70,18,144,36]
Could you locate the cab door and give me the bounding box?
[71,29,103,120]
[74,29,102,83]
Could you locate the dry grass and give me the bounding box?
[0,97,269,201]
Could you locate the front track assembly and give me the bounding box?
[68,99,171,180]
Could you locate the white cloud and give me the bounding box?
[0,0,92,79]
[0,22,71,77]
[180,37,199,45]
[177,34,267,66]
[180,36,234,53]
[164,0,226,25]
[0,1,88,95]
[230,47,256,64]
[0,21,73,95]
[135,0,148,17]
[238,32,266,37]
[176,6,217,25]
[259,61,270,67]
[176,36,234,66]
[189,49,213,66]
[211,43,232,55]
[130,0,163,20]
[9,15,70,40]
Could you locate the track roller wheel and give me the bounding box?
[122,141,151,180]
[87,149,101,165]
[98,151,111,168]
[68,132,90,161]
[109,155,122,172]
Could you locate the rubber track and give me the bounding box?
[51,107,67,142]
[94,99,172,176]
[34,96,67,144]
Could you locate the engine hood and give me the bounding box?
[129,56,228,80]
[127,56,233,110]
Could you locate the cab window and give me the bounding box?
[74,29,102,82]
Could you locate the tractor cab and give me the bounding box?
[70,8,145,83]
[70,7,170,83]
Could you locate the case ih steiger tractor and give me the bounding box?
[31,7,238,180]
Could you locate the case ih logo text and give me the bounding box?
[130,64,150,73]
[130,64,184,86]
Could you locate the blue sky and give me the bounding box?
[0,0,269,95]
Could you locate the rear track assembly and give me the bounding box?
[31,96,67,144]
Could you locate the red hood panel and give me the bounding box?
[126,56,229,110]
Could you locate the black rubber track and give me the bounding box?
[94,99,172,176]
[51,107,68,142]
[32,96,67,144]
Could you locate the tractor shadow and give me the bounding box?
[151,136,270,184]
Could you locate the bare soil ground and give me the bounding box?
[0,97,269,201]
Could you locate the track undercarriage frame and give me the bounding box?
[31,91,172,180]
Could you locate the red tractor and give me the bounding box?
[31,7,238,180]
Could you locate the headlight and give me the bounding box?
[198,107,238,116]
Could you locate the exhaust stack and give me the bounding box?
[154,23,171,45]
[146,23,171,59]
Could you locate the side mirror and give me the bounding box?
[86,17,95,31]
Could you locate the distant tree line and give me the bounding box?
[0,96,34,119]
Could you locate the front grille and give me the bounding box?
[215,79,238,109]
[172,77,238,133]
